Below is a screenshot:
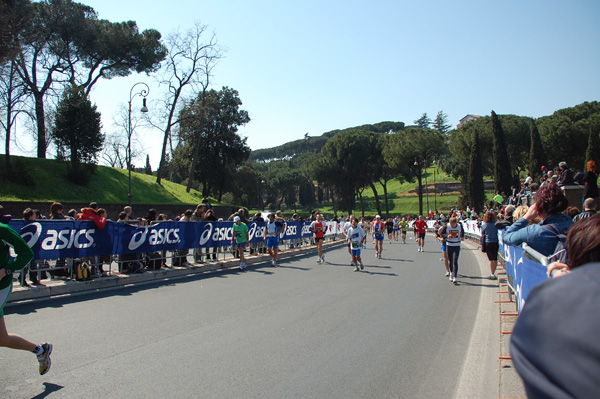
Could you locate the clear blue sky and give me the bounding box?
[33,1,600,168]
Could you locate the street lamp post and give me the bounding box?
[127,82,149,208]
[433,160,437,211]
[414,157,423,216]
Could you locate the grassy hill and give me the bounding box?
[0,154,210,205]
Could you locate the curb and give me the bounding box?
[8,240,346,304]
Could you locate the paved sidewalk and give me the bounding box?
[9,240,345,304]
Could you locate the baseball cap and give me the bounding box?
[234,216,241,222]
[376,215,381,218]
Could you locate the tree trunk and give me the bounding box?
[156,88,182,185]
[382,181,389,218]
[34,92,47,159]
[358,189,365,217]
[367,180,382,216]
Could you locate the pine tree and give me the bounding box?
[433,110,451,134]
[528,119,547,182]
[491,111,515,196]
[467,130,485,212]
[414,113,431,129]
[52,85,103,184]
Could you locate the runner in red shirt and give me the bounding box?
[309,213,328,263]
[414,215,428,252]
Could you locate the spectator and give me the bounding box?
[66,209,77,219]
[228,208,249,224]
[202,197,212,210]
[481,211,500,279]
[503,184,572,256]
[78,207,107,229]
[19,208,44,287]
[191,205,204,221]
[565,206,581,219]
[173,210,192,266]
[190,206,204,262]
[117,212,128,222]
[523,172,533,187]
[583,160,598,200]
[203,209,218,261]
[510,214,600,399]
[557,161,575,186]
[49,202,65,219]
[572,198,597,223]
[146,208,157,223]
[89,202,98,210]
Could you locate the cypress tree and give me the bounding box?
[491,111,515,196]
[467,130,485,212]
[144,155,152,175]
[585,128,600,170]
[528,119,548,182]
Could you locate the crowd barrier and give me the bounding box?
[8,219,345,281]
[457,219,549,312]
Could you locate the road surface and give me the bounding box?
[1,236,499,398]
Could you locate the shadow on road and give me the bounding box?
[455,274,498,288]
[31,382,64,399]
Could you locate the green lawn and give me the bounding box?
[0,154,213,205]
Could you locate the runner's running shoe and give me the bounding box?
[37,343,52,375]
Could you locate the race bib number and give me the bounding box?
[351,241,359,248]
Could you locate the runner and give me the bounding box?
[359,217,369,249]
[264,213,285,267]
[0,222,52,375]
[372,215,386,259]
[385,218,394,244]
[443,216,464,284]
[399,217,408,244]
[347,218,366,272]
[436,218,451,277]
[342,215,355,266]
[414,215,428,252]
[309,213,327,263]
[392,217,400,241]
[231,216,249,269]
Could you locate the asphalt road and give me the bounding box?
[1,236,499,399]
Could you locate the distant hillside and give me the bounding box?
[249,121,405,162]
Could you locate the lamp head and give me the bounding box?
[140,98,148,113]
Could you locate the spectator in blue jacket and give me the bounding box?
[503,184,572,256]
[510,214,600,399]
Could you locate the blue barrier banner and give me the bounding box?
[499,233,549,312]
[7,220,315,260]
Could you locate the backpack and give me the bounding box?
[74,261,92,281]
[541,224,570,264]
[145,252,163,270]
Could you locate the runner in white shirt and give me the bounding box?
[347,218,366,272]
[342,215,356,266]
[359,217,369,249]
